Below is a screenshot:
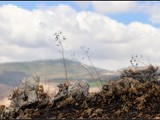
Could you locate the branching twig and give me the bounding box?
[81,63,101,91]
[81,46,103,87]
[54,31,69,84]
[71,53,101,91]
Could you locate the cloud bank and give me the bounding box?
[0,3,160,70]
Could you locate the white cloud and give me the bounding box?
[90,1,160,25]
[0,4,160,70]
[92,1,137,14]
[76,11,128,43]
[144,4,160,24]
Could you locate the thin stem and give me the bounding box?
[59,42,68,83]
[86,54,103,87]
[81,63,101,91]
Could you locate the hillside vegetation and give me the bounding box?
[0,59,109,85]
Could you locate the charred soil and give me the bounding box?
[1,65,160,119]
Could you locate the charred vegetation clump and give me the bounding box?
[121,55,160,83]
[121,65,160,83]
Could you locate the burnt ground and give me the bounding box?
[1,65,160,119]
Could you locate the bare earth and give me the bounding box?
[89,87,100,93]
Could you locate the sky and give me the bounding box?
[0,1,160,70]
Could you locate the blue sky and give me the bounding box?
[0,1,159,27]
[0,1,160,70]
[0,1,81,11]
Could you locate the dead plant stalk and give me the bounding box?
[86,53,103,87]
[81,63,101,91]
[59,41,68,83]
[54,31,69,84]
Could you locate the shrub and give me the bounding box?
[121,64,160,83]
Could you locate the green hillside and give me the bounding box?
[0,59,109,86]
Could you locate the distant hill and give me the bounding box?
[0,59,119,86]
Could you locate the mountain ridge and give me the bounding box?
[0,58,113,85]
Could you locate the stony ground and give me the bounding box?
[1,65,160,119]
